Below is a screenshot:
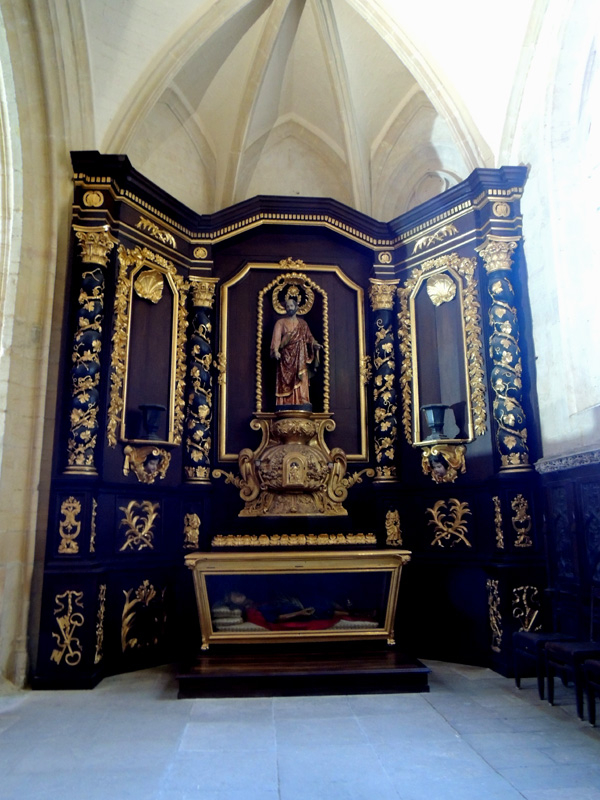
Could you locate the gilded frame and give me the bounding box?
[218,261,368,462]
[107,245,188,447]
[397,253,486,446]
[185,549,410,649]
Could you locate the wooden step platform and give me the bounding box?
[177,643,430,697]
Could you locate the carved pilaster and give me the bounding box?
[477,237,531,471]
[369,280,399,481]
[185,277,218,482]
[65,226,116,474]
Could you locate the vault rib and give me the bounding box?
[311,0,371,214]
[219,0,305,209]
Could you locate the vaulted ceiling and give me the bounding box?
[80,0,534,218]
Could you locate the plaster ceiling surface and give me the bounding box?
[80,0,535,218]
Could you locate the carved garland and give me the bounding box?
[397,254,486,444]
[184,279,218,481]
[255,261,330,413]
[107,246,188,447]
[487,579,502,652]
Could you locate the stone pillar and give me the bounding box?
[477,237,531,471]
[185,277,218,482]
[65,225,116,474]
[368,280,399,481]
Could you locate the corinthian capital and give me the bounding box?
[73,225,117,267]
[368,279,398,311]
[190,277,219,308]
[476,237,518,274]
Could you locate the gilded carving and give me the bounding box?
[378,252,392,264]
[493,201,511,218]
[123,445,171,483]
[108,246,188,447]
[372,319,397,479]
[185,279,218,482]
[58,497,82,554]
[193,246,209,259]
[118,500,159,551]
[65,261,109,473]
[215,352,227,386]
[136,216,177,249]
[487,579,502,652]
[368,280,397,311]
[426,274,456,306]
[134,269,164,303]
[493,496,504,549]
[73,225,116,267]
[426,498,472,548]
[385,509,402,546]
[94,584,106,664]
[398,254,486,444]
[51,590,84,666]
[421,443,466,483]
[183,513,201,549]
[513,585,541,632]
[90,498,97,553]
[359,355,372,385]
[256,265,330,414]
[190,277,218,309]
[511,493,533,547]
[83,190,104,208]
[211,532,377,547]
[213,413,364,516]
[413,223,458,254]
[121,580,165,652]
[478,237,530,470]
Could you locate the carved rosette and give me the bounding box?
[477,238,530,470]
[185,278,218,482]
[369,281,399,481]
[65,227,116,473]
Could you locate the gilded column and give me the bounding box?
[368,279,399,481]
[185,277,218,482]
[476,237,531,471]
[65,225,116,474]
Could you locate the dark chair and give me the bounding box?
[512,588,576,699]
[582,659,600,726]
[513,630,574,700]
[545,585,600,719]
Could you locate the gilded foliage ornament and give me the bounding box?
[513,585,541,632]
[493,496,504,549]
[426,498,472,548]
[51,590,85,666]
[58,497,82,554]
[119,500,159,551]
[511,493,533,547]
[487,579,502,652]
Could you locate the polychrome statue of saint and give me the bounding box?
[270,294,321,410]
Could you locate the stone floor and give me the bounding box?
[1,660,600,799]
